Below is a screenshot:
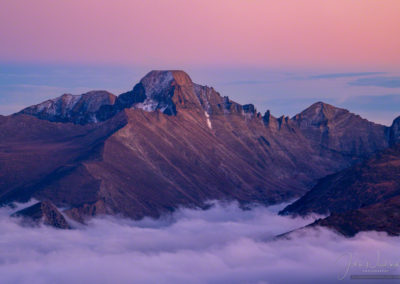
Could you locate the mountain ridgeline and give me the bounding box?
[1,70,398,229]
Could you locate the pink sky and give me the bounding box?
[0,0,399,70]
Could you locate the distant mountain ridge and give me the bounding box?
[0,70,395,226]
[20,71,257,124]
[20,91,116,124]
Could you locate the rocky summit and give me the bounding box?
[0,70,396,229]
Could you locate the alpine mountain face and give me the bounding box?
[0,70,393,224]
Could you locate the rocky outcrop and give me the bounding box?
[11,200,71,229]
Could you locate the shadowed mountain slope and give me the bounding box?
[280,141,400,217]
[312,195,400,237]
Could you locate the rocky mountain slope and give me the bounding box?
[280,125,400,217]
[0,70,392,222]
[292,101,389,159]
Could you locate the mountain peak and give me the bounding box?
[293,101,347,126]
[125,70,244,116]
[140,70,193,89]
[291,101,387,157]
[122,70,195,116]
[303,101,341,116]
[17,69,239,123]
[19,90,116,124]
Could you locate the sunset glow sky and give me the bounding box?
[1,0,400,124]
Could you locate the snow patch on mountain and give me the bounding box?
[205,111,212,129]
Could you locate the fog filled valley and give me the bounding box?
[1,201,399,284]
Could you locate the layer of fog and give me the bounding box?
[1,201,400,284]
